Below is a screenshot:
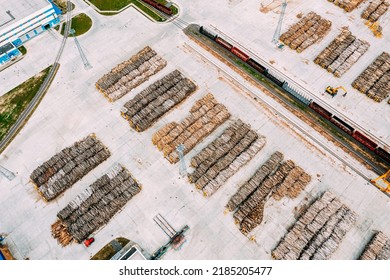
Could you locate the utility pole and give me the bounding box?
[176,144,187,176]
[70,29,92,70]
[272,0,288,44]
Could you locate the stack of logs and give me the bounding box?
[226,152,311,235]
[280,12,332,53]
[362,0,390,22]
[152,93,230,163]
[96,46,166,102]
[30,134,111,201]
[359,231,390,260]
[188,119,266,197]
[314,29,370,77]
[352,52,390,102]
[272,191,357,260]
[327,0,365,12]
[121,70,197,132]
[51,164,141,246]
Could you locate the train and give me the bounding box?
[140,0,173,16]
[198,26,390,164]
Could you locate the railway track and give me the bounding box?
[0,1,72,154]
[209,25,389,151]
[184,41,383,182]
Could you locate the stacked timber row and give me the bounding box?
[328,0,365,12]
[314,29,370,77]
[188,119,266,197]
[152,94,230,163]
[30,135,111,201]
[51,164,141,246]
[227,153,311,235]
[352,52,390,102]
[272,192,357,260]
[359,231,390,260]
[362,0,390,22]
[280,12,332,53]
[121,70,197,132]
[96,46,167,102]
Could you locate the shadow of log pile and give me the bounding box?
[280,12,332,53]
[96,46,167,102]
[352,52,390,102]
[328,0,365,12]
[314,29,370,77]
[152,93,230,163]
[121,70,197,132]
[30,134,111,201]
[226,152,311,235]
[188,119,266,197]
[272,191,357,260]
[51,164,141,247]
[359,231,390,260]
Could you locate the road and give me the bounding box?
[0,1,73,154]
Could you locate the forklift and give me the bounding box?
[325,86,347,97]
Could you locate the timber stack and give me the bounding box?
[121,70,197,132]
[359,231,390,260]
[30,134,111,201]
[362,0,390,22]
[152,93,230,163]
[188,119,266,197]
[314,29,370,77]
[96,46,167,102]
[51,164,141,247]
[352,52,390,102]
[227,153,311,235]
[280,12,332,53]
[272,192,357,260]
[328,0,365,12]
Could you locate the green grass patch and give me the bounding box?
[0,67,52,142]
[87,0,177,20]
[91,237,129,260]
[53,0,75,13]
[61,13,93,37]
[18,46,27,55]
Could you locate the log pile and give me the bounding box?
[96,46,167,102]
[314,29,370,77]
[30,134,111,201]
[272,192,357,260]
[225,152,311,235]
[328,0,365,12]
[280,12,332,53]
[359,231,390,260]
[121,70,197,132]
[352,52,390,102]
[51,164,141,247]
[188,119,266,197]
[152,94,230,164]
[362,0,390,22]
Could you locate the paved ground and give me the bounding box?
[0,0,389,260]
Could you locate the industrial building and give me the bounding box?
[0,0,61,65]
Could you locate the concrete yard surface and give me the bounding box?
[0,0,389,260]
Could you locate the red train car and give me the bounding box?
[309,102,332,120]
[215,37,233,51]
[231,47,249,62]
[247,58,266,74]
[353,131,378,151]
[141,0,173,15]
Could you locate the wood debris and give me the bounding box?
[362,0,390,22]
[328,0,365,12]
[359,231,390,260]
